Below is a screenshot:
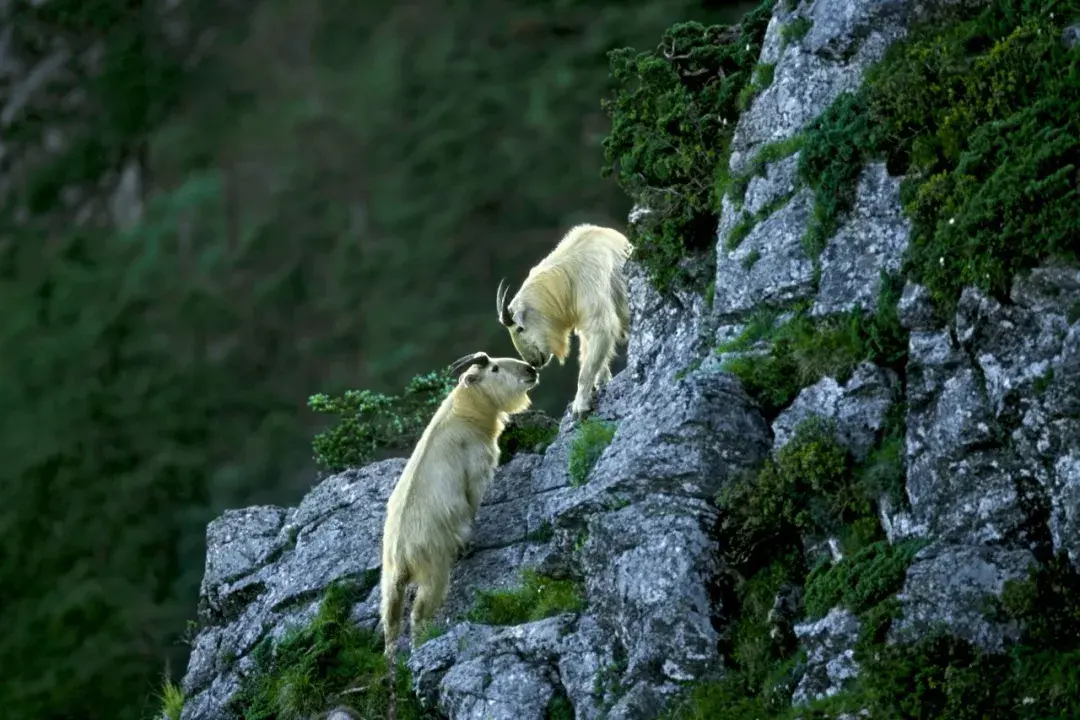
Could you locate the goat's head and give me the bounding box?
[495,279,555,369]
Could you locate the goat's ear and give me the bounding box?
[462,371,481,387]
[512,307,526,327]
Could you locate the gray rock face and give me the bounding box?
[713,188,817,317]
[1064,23,1080,49]
[812,163,910,316]
[890,543,1036,652]
[728,0,909,176]
[772,361,899,461]
[792,607,862,705]
[898,276,1080,560]
[180,256,771,719]
[744,153,801,217]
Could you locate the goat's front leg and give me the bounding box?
[571,329,615,421]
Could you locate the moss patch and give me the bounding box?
[601,1,776,291]
[780,16,812,47]
[568,418,617,487]
[499,409,559,464]
[309,368,456,471]
[720,273,906,420]
[725,190,797,251]
[797,90,874,259]
[228,580,436,719]
[466,569,585,626]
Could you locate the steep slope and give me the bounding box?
[178,0,1080,718]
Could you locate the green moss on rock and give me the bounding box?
[797,91,874,259]
[568,418,617,487]
[720,273,906,420]
[228,580,436,719]
[499,409,558,464]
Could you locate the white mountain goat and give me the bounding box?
[379,352,539,671]
[496,223,633,419]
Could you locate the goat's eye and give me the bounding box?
[491,365,499,373]
[516,327,524,334]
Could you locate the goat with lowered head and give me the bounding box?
[497,223,633,420]
[379,352,539,663]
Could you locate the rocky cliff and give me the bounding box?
[179,0,1080,718]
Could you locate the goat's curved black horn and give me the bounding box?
[496,278,513,326]
[450,352,489,375]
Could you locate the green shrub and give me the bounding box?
[309,369,456,471]
[568,418,617,486]
[866,2,1080,314]
[601,1,776,291]
[229,579,436,720]
[803,539,926,620]
[466,569,584,626]
[717,417,872,569]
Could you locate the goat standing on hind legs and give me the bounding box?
[378,351,541,719]
[496,223,633,421]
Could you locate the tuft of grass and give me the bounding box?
[156,676,185,720]
[415,620,447,646]
[309,369,456,471]
[601,2,777,291]
[546,691,576,720]
[466,569,585,626]
[568,418,617,487]
[716,306,783,354]
[780,16,812,47]
[228,579,436,720]
[741,247,762,270]
[802,539,927,620]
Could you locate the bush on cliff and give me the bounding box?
[601,0,775,291]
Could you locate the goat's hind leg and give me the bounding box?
[410,563,451,647]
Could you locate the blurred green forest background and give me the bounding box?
[0,0,756,718]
